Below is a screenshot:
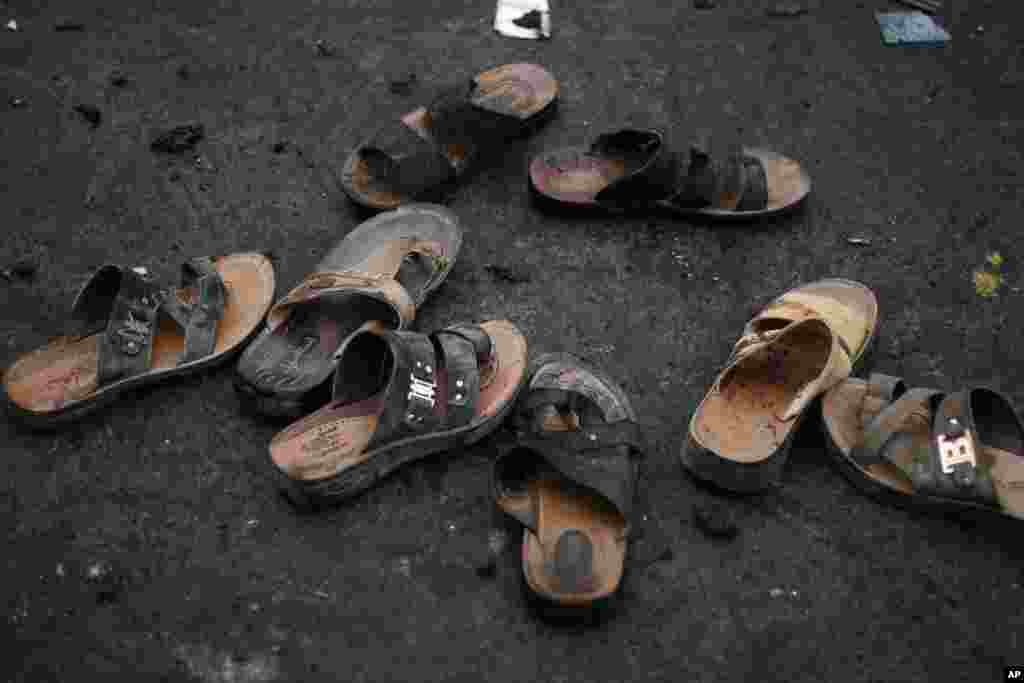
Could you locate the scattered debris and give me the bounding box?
[925,83,943,101]
[151,124,205,154]
[314,39,336,57]
[876,12,951,45]
[495,0,551,40]
[312,590,330,599]
[73,104,102,129]
[8,95,27,108]
[56,563,66,578]
[693,501,739,540]
[176,64,191,81]
[388,72,418,96]
[973,252,1003,298]
[109,71,130,88]
[5,19,19,32]
[769,587,784,598]
[484,263,531,284]
[767,2,807,17]
[54,17,85,31]
[847,237,872,246]
[271,140,289,154]
[193,155,216,172]
[694,0,716,8]
[1,259,37,282]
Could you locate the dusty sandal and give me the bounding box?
[493,353,644,606]
[3,253,276,427]
[269,320,528,508]
[822,374,1024,521]
[342,63,559,211]
[529,127,810,218]
[682,279,878,492]
[234,204,462,418]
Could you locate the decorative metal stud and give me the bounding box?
[588,433,597,441]
[424,365,432,374]
[456,379,464,388]
[455,393,463,401]
[124,340,141,356]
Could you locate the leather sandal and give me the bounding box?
[529,127,810,218]
[3,253,276,427]
[342,63,559,211]
[269,319,528,508]
[682,279,878,492]
[234,204,462,418]
[822,373,1024,521]
[493,353,645,606]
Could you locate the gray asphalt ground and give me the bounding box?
[3,0,1023,681]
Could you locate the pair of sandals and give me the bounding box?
[681,279,1024,523]
[342,62,811,218]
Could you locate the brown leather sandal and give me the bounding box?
[3,253,276,427]
[822,373,1024,521]
[682,279,878,492]
[234,204,462,418]
[342,63,558,211]
[493,353,644,606]
[529,127,810,218]
[269,320,528,508]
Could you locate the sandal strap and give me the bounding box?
[335,324,487,451]
[860,373,907,431]
[507,420,644,527]
[357,118,456,198]
[670,139,768,211]
[587,128,769,211]
[425,78,532,150]
[160,257,226,364]
[265,270,416,333]
[852,388,1011,506]
[591,129,685,207]
[91,267,165,387]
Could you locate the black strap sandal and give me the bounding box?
[493,353,645,606]
[4,253,276,427]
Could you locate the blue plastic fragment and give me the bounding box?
[876,12,950,45]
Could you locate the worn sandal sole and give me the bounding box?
[681,279,879,493]
[3,253,276,429]
[529,147,810,219]
[270,320,528,509]
[342,63,559,211]
[820,380,1024,521]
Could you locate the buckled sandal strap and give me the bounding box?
[95,268,164,387]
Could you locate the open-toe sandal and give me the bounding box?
[682,279,878,492]
[4,253,276,427]
[269,320,528,508]
[822,373,1024,521]
[342,63,559,210]
[493,353,645,606]
[234,204,462,418]
[529,127,810,218]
